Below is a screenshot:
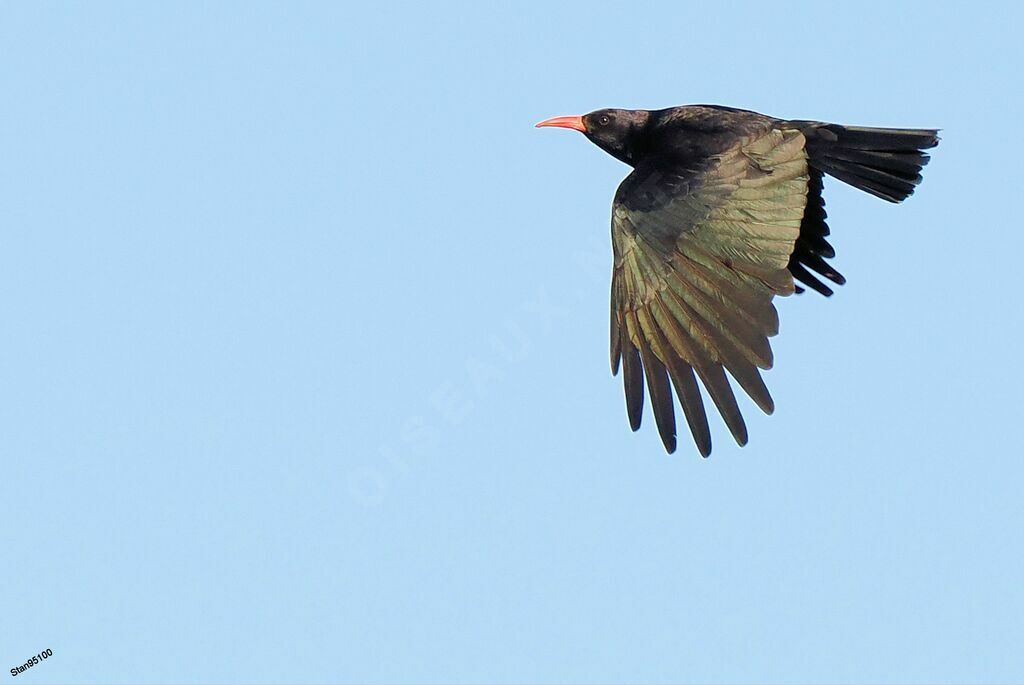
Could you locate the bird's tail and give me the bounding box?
[796,122,940,203]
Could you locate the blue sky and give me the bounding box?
[2,1,1022,683]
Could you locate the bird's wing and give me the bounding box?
[610,127,808,455]
[787,167,845,296]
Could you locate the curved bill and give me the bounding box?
[535,115,587,133]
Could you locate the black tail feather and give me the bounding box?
[799,122,939,203]
[817,125,938,151]
[786,121,938,296]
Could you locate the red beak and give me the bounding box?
[535,115,587,133]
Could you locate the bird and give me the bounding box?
[536,104,938,456]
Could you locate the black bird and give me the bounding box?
[537,105,938,456]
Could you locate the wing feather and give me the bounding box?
[619,332,644,432]
[646,302,712,456]
[610,127,808,454]
[634,308,678,453]
[610,280,622,374]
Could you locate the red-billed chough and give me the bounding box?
[537,104,939,456]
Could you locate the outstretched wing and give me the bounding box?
[787,167,846,296]
[610,127,809,455]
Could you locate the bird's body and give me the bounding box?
[537,104,939,456]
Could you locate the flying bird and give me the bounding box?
[537,105,938,456]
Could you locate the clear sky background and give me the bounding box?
[1,2,1022,683]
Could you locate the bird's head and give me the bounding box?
[536,108,650,164]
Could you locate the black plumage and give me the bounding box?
[538,105,939,455]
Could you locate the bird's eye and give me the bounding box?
[599,115,611,126]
